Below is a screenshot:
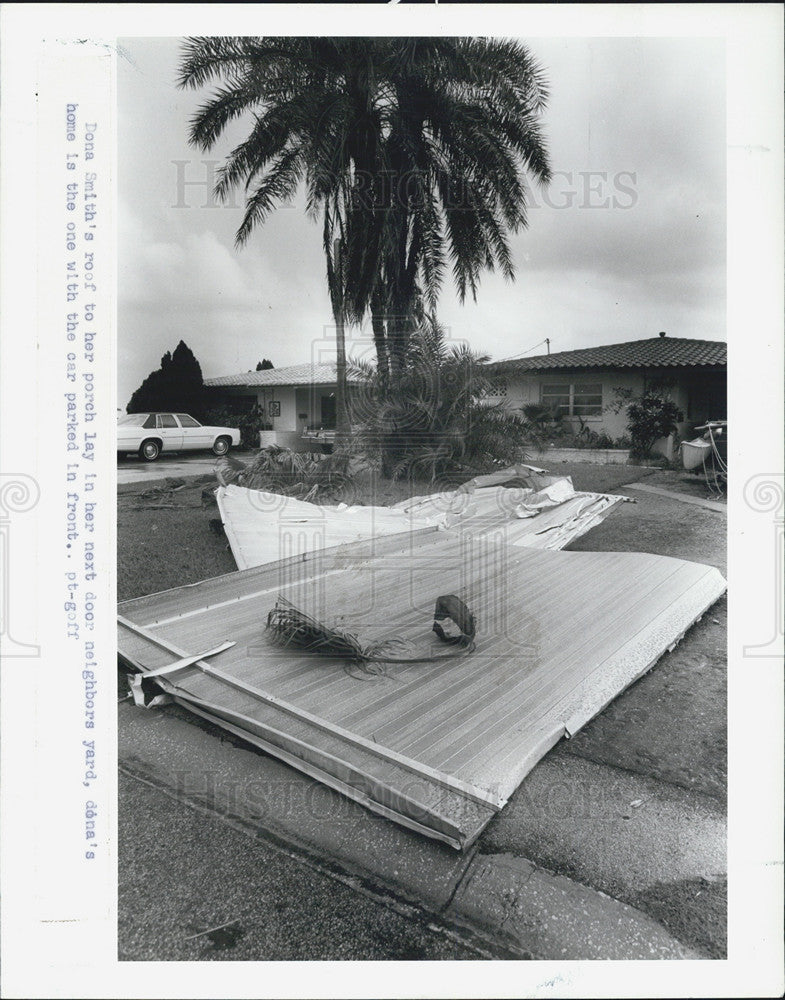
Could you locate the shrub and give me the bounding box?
[519,413,627,451]
[520,403,564,449]
[609,383,683,458]
[204,404,271,449]
[347,324,530,480]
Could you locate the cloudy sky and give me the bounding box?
[118,35,726,409]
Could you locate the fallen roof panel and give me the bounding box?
[215,475,627,571]
[118,530,726,848]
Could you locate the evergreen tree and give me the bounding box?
[127,340,207,417]
[256,359,274,370]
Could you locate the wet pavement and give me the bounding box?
[117,453,226,486]
[119,773,487,962]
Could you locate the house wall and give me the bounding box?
[492,368,646,440]
[211,382,340,452]
[488,367,710,456]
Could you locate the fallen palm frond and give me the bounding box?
[214,454,249,487]
[217,447,354,502]
[265,594,476,671]
[140,477,187,494]
[267,596,368,660]
[123,479,204,510]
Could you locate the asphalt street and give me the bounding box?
[119,772,487,962]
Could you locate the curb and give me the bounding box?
[448,853,696,959]
[119,701,697,960]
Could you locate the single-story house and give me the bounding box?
[485,334,727,455]
[204,362,364,451]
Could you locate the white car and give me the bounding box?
[117,412,241,462]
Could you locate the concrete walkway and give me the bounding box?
[623,481,726,513]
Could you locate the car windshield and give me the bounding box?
[118,414,151,426]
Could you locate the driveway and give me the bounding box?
[117,452,226,486]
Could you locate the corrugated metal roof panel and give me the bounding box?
[118,531,726,848]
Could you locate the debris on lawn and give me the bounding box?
[215,447,351,502]
[118,454,728,851]
[123,478,205,510]
[214,463,630,571]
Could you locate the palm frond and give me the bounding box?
[267,596,367,660]
[235,147,305,246]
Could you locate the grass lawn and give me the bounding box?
[118,481,237,602]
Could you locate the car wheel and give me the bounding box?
[139,439,160,462]
[212,436,231,456]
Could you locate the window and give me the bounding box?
[540,383,571,413]
[156,414,178,428]
[118,413,155,428]
[176,414,201,427]
[541,381,603,416]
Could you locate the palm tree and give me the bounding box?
[324,228,350,443]
[178,37,551,460]
[338,38,552,377]
[179,37,382,447]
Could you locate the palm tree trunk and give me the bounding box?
[331,237,350,452]
[370,295,389,389]
[334,311,350,450]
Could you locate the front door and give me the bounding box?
[320,394,336,429]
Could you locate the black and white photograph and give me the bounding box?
[1,4,783,998]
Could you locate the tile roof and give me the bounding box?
[489,337,726,373]
[205,362,365,388]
